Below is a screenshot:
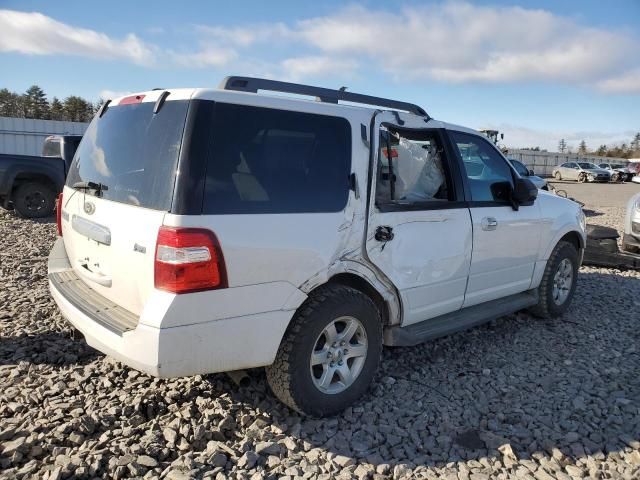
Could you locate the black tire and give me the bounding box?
[529,241,579,318]
[266,285,383,417]
[13,182,56,218]
[577,172,587,183]
[554,171,562,180]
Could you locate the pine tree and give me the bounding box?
[558,139,567,153]
[93,99,105,114]
[596,145,607,156]
[631,132,640,155]
[0,88,22,117]
[578,140,587,154]
[24,85,50,119]
[63,96,94,122]
[49,97,64,121]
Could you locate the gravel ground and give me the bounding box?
[1,203,639,480]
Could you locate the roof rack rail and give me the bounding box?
[219,76,429,118]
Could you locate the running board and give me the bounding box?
[384,291,538,347]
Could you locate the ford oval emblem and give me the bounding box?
[83,201,95,215]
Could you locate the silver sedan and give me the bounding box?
[552,162,611,183]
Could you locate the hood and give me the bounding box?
[583,168,609,175]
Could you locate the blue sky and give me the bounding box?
[1,0,639,151]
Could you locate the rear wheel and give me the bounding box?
[266,285,382,417]
[13,182,56,218]
[554,171,562,180]
[529,241,579,318]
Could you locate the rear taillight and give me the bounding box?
[154,227,227,294]
[56,193,63,236]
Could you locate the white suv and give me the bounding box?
[48,77,586,416]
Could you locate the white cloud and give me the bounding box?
[0,9,155,65]
[294,3,639,88]
[195,23,293,47]
[171,46,237,68]
[281,56,358,81]
[596,69,640,94]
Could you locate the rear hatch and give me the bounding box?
[61,91,191,315]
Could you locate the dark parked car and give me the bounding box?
[0,135,82,218]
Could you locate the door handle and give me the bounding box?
[481,217,498,231]
[375,226,394,242]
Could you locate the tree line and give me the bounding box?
[0,85,104,123]
[558,134,640,159]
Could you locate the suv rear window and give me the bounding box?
[66,100,189,211]
[203,103,351,214]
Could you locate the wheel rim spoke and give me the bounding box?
[340,318,359,343]
[323,323,338,344]
[317,365,335,389]
[311,349,329,366]
[335,364,353,386]
[345,343,367,359]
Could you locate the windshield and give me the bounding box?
[66,100,189,210]
[578,162,598,169]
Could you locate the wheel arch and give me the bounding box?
[11,172,59,198]
[559,230,584,253]
[326,273,390,326]
[297,262,402,327]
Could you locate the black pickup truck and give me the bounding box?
[0,135,82,218]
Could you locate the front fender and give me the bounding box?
[536,192,585,261]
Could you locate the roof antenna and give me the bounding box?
[339,86,348,92]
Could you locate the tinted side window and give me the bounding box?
[450,131,514,203]
[203,104,351,214]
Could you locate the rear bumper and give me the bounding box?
[48,238,299,377]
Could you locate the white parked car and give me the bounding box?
[552,162,611,182]
[48,77,586,416]
[623,192,640,253]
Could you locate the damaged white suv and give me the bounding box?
[49,77,586,416]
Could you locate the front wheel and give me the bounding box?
[266,285,382,417]
[554,171,562,180]
[577,172,587,183]
[529,241,579,318]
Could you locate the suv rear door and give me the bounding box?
[365,113,472,326]
[61,93,190,315]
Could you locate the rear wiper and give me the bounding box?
[72,181,109,196]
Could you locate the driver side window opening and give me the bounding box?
[450,131,515,203]
[375,127,452,208]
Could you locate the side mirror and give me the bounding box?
[511,177,537,210]
[528,169,534,176]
